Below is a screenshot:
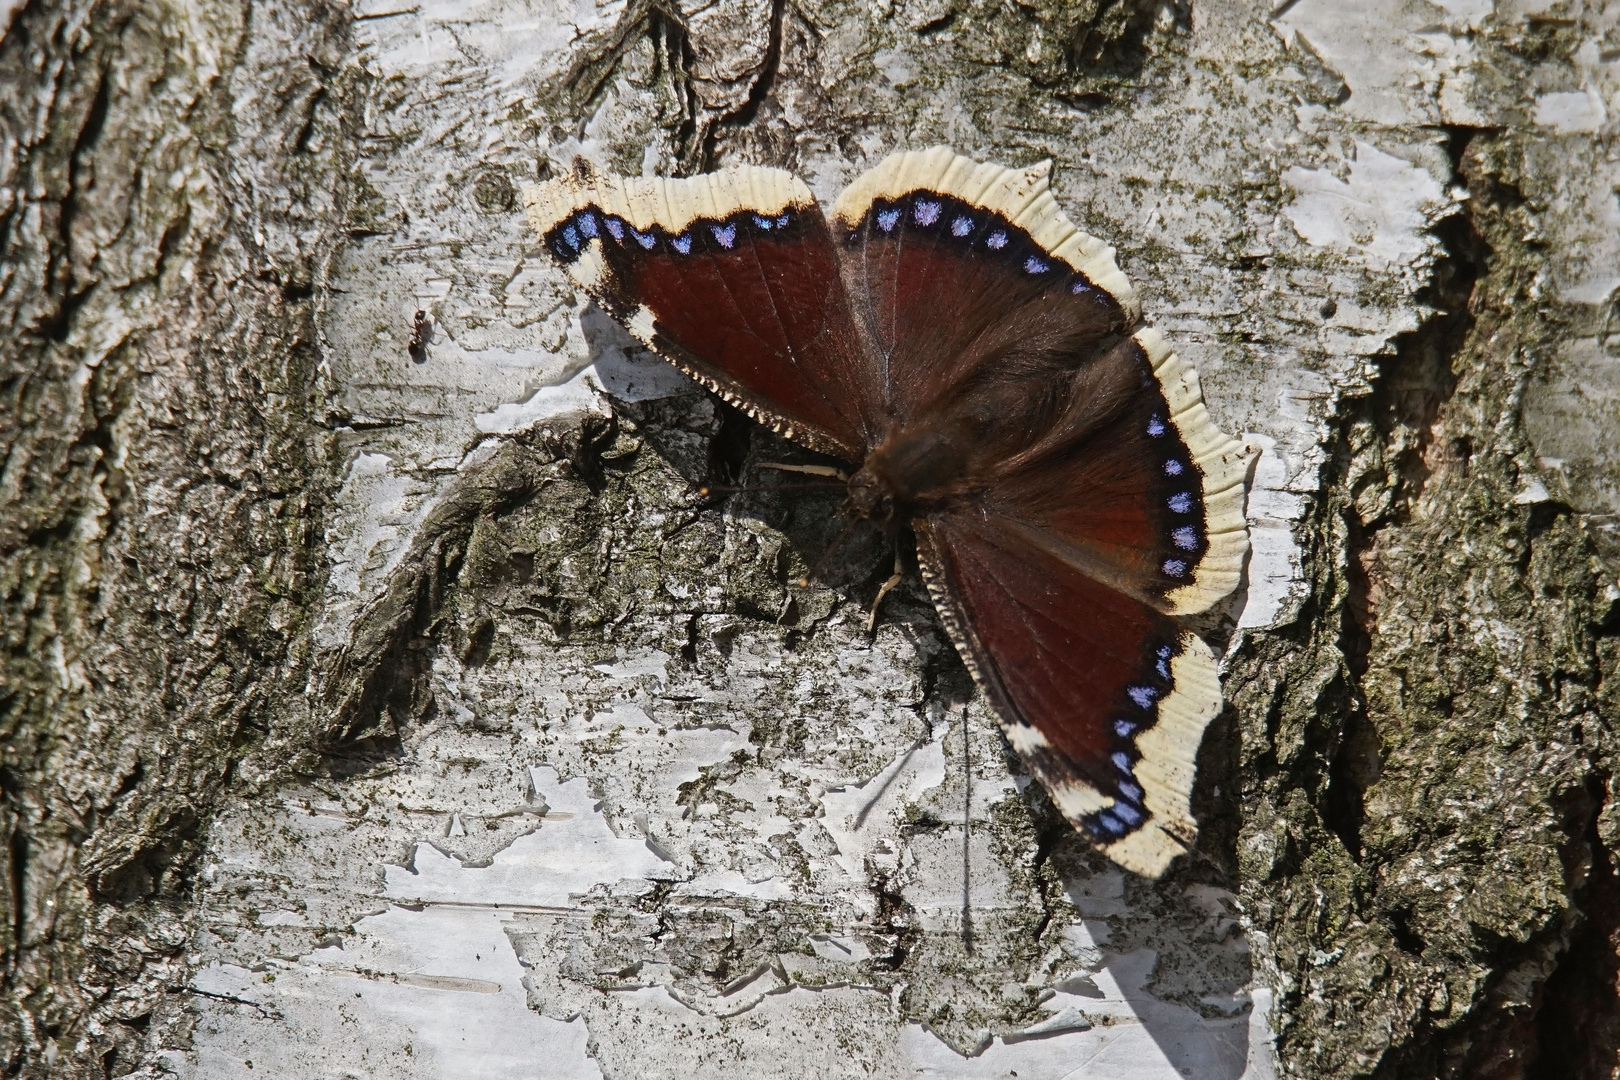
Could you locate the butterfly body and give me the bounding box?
[525,148,1252,878]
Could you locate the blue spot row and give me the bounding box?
[859,195,1111,288]
[1086,638,1181,841]
[554,207,792,257]
[1145,417,1203,578]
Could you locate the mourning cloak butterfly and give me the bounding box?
[524,148,1250,877]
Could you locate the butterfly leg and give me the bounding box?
[867,548,904,632]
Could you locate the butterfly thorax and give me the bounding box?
[846,418,978,523]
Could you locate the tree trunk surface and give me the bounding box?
[2,0,1617,1077]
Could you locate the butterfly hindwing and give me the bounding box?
[915,513,1223,878]
[525,163,877,460]
[980,329,1251,615]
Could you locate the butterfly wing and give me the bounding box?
[525,162,879,460]
[915,512,1223,877]
[913,329,1247,875]
[980,327,1252,616]
[837,149,1249,874]
[830,147,1139,425]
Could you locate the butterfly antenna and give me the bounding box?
[695,480,845,497]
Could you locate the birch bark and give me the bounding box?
[2,0,1617,1077]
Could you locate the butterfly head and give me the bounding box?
[843,469,894,524]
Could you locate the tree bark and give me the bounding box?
[1,0,1616,1077]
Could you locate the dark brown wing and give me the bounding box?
[915,513,1223,878]
[980,329,1251,615]
[525,163,879,460]
[831,149,1247,615]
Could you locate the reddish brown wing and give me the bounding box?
[838,149,1250,876]
[830,148,1137,425]
[833,149,1248,615]
[915,513,1222,878]
[525,164,879,460]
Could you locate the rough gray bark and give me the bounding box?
[0,0,357,1071]
[0,0,1616,1078]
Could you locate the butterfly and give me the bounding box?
[524,147,1250,877]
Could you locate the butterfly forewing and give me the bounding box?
[524,165,878,460]
[978,331,1251,615]
[831,148,1139,425]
